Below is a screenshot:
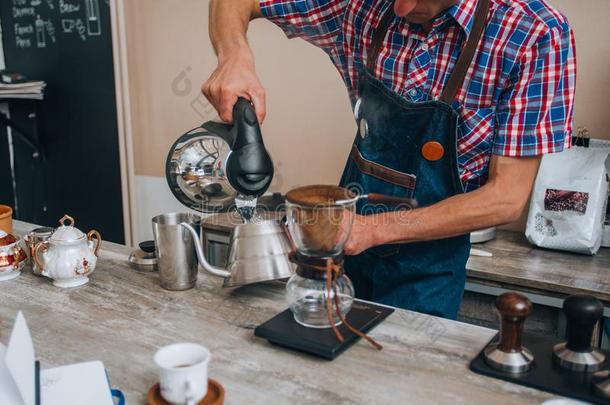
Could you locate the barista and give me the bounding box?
[202,0,576,319]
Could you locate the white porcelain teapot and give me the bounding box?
[34,215,102,288]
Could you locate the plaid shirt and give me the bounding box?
[260,0,576,191]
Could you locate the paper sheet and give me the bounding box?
[5,312,35,405]
[41,361,113,405]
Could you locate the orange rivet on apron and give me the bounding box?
[421,141,445,161]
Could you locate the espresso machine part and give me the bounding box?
[592,370,610,400]
[553,294,606,372]
[24,227,54,275]
[180,219,295,288]
[128,241,158,272]
[153,213,201,291]
[166,98,274,213]
[483,292,535,373]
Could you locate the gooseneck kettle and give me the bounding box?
[166,98,274,212]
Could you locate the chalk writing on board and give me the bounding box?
[59,0,79,14]
[13,6,36,18]
[15,36,32,48]
[45,0,55,9]
[31,0,42,6]
[61,18,74,32]
[13,0,29,5]
[46,19,56,43]
[14,23,34,35]
[85,0,100,36]
[61,18,86,40]
[35,15,46,47]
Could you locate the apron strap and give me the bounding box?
[366,0,491,104]
[439,0,490,104]
[366,3,396,72]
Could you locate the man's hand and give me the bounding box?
[202,51,266,123]
[204,0,266,123]
[344,214,380,255]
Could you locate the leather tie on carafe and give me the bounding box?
[306,258,383,351]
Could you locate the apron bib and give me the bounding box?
[340,0,490,319]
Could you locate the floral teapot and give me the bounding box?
[34,215,102,288]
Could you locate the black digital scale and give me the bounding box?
[255,300,394,360]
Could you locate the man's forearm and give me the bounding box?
[372,184,525,244]
[209,0,261,60]
[368,155,542,245]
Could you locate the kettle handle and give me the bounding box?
[33,241,48,275]
[87,230,102,257]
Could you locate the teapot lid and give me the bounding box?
[0,230,18,246]
[50,215,86,241]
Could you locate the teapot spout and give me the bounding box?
[180,222,231,278]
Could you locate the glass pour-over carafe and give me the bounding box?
[284,185,357,328]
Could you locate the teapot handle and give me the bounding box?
[33,242,48,274]
[87,230,102,257]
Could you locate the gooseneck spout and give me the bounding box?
[180,222,231,278]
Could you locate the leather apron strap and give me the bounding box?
[366,0,490,104]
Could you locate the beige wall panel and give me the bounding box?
[125,0,610,231]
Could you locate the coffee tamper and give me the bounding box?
[592,370,610,400]
[553,294,605,372]
[484,292,534,373]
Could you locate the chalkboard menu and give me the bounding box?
[0,0,125,243]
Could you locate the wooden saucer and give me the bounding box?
[147,379,224,405]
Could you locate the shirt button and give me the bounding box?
[421,43,429,51]
[408,88,418,97]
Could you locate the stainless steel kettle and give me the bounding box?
[166,98,274,212]
[180,220,296,288]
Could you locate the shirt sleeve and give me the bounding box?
[493,22,576,157]
[260,0,348,54]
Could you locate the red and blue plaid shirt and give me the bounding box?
[260,0,576,191]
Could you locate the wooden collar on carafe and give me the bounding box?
[293,251,345,280]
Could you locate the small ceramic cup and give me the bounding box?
[154,343,210,405]
[0,205,12,234]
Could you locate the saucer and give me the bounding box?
[0,269,20,282]
[147,379,224,405]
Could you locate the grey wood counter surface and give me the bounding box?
[203,213,610,304]
[0,221,554,404]
[467,230,610,304]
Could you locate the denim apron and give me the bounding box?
[340,0,490,319]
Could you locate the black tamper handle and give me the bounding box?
[563,294,603,352]
[139,240,156,254]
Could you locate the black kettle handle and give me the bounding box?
[226,97,274,196]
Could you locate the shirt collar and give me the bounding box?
[445,0,479,38]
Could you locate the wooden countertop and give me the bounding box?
[0,221,552,404]
[467,230,610,304]
[202,214,610,304]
